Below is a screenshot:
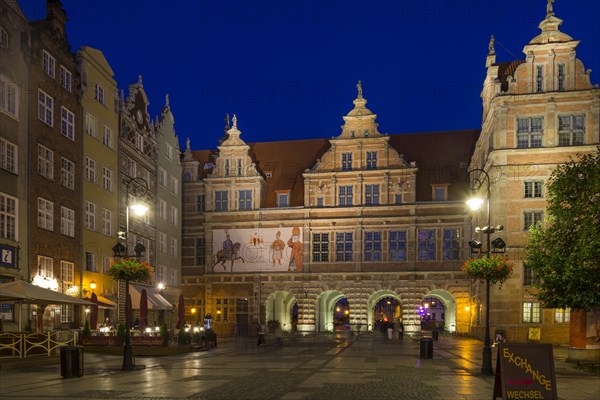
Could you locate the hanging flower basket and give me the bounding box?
[108,258,153,283]
[461,254,514,286]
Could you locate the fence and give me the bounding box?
[0,331,79,359]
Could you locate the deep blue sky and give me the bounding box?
[22,0,600,150]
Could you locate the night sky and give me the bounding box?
[21,0,600,151]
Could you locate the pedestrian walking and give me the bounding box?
[398,320,404,341]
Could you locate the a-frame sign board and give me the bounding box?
[492,343,558,400]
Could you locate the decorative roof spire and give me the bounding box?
[546,0,555,17]
[186,137,191,151]
[220,114,245,146]
[357,80,363,99]
[488,35,495,55]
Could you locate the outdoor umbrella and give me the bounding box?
[126,293,133,329]
[90,292,98,329]
[176,293,185,329]
[140,288,148,328]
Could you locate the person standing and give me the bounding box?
[398,320,404,342]
[270,231,285,266]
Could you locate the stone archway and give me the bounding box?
[316,290,347,332]
[265,290,296,332]
[421,289,457,333]
[366,290,402,332]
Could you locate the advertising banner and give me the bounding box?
[212,227,303,273]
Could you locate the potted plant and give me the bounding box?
[461,254,514,287]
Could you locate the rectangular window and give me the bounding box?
[341,152,352,171]
[239,190,252,210]
[102,167,113,192]
[170,237,177,257]
[38,144,54,179]
[523,302,541,323]
[135,133,144,152]
[557,64,565,91]
[166,144,173,160]
[196,195,205,212]
[170,206,178,225]
[127,159,137,177]
[102,126,113,148]
[524,181,543,198]
[169,269,177,287]
[156,265,166,284]
[170,176,178,195]
[517,117,543,148]
[159,232,167,253]
[60,260,74,284]
[418,229,436,261]
[317,197,324,207]
[159,199,167,219]
[215,191,228,212]
[85,201,96,231]
[102,256,111,274]
[442,228,460,260]
[558,115,585,146]
[364,231,382,261]
[42,50,55,78]
[38,255,53,278]
[433,186,446,201]
[277,193,289,207]
[94,83,105,105]
[524,211,543,230]
[60,206,75,237]
[0,138,18,174]
[224,159,230,176]
[335,232,353,262]
[365,184,380,205]
[0,27,8,48]
[37,197,53,231]
[523,263,540,286]
[389,230,407,261]
[0,75,19,117]
[196,238,205,265]
[60,157,75,190]
[85,252,97,272]
[366,151,377,169]
[60,66,72,91]
[554,308,570,324]
[158,168,167,187]
[38,89,54,126]
[102,208,112,236]
[60,106,75,141]
[85,157,97,183]
[339,185,353,206]
[395,194,403,205]
[85,112,96,138]
[0,193,17,240]
[536,65,543,93]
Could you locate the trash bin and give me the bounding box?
[419,337,433,359]
[432,329,439,341]
[60,345,84,378]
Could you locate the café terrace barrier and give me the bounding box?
[0,331,79,359]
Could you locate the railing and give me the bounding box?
[0,331,79,359]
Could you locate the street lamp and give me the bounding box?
[466,168,505,376]
[112,176,149,371]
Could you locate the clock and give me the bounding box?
[136,110,143,124]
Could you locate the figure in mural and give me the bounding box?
[270,231,286,266]
[287,227,303,271]
[213,232,245,271]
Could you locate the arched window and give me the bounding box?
[183,170,191,182]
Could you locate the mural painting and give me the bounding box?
[212,227,303,272]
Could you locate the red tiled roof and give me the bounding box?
[494,60,526,92]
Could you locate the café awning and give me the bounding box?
[84,295,117,309]
[129,284,172,310]
[0,280,93,305]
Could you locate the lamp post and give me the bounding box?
[112,176,149,371]
[466,168,500,376]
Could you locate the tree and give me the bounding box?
[524,147,600,311]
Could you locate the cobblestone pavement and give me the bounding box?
[0,333,598,400]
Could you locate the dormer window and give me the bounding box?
[265,171,273,179]
[536,65,543,93]
[277,192,290,207]
[341,152,352,171]
[432,185,448,201]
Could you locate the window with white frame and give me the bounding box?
[60,260,74,285]
[37,255,53,278]
[170,176,178,194]
[215,191,228,212]
[524,181,543,198]
[335,232,353,261]
[156,265,166,284]
[158,168,167,187]
[558,115,585,146]
[442,228,460,260]
[0,193,17,240]
[339,185,353,206]
[159,232,167,253]
[37,197,53,231]
[170,237,177,257]
[365,184,379,205]
[60,66,72,91]
[85,251,97,272]
[554,308,570,324]
[366,151,377,169]
[102,126,113,148]
[85,112,96,138]
[0,26,7,48]
[102,208,112,236]
[312,233,329,262]
[42,50,55,77]
[60,157,75,189]
[60,206,75,237]
[158,199,167,219]
[341,152,352,171]
[524,211,543,230]
[94,83,105,105]
[38,144,54,179]
[85,201,96,231]
[170,205,178,225]
[128,158,136,176]
[38,89,53,126]
[166,143,173,160]
[102,167,113,192]
[523,302,541,323]
[389,230,407,261]
[85,157,97,183]
[239,190,252,210]
[0,74,18,117]
[169,268,177,287]
[517,117,543,148]
[418,229,436,261]
[136,133,144,152]
[277,192,289,207]
[60,106,75,141]
[364,231,381,261]
[102,256,111,274]
[0,138,17,174]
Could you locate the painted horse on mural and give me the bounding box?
[213,242,245,271]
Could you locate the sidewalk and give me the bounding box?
[0,333,598,400]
